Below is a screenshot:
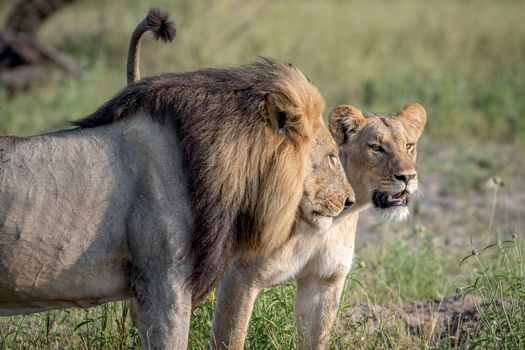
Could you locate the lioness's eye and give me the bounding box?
[329,154,338,166]
[369,144,385,153]
[406,143,415,152]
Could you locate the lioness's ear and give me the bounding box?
[397,103,427,141]
[328,104,366,146]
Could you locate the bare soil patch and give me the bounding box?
[340,295,504,344]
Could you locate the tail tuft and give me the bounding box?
[147,7,176,42]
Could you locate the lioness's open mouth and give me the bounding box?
[372,190,409,208]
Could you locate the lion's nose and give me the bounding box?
[344,197,354,209]
[394,173,416,184]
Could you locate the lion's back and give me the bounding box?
[0,129,133,309]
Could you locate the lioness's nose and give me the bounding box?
[344,197,354,209]
[394,173,416,184]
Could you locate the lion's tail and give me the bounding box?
[126,7,176,85]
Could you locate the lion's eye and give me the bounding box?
[329,154,338,166]
[406,143,415,152]
[369,144,385,153]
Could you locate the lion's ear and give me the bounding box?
[328,104,366,146]
[397,103,427,141]
[260,92,296,134]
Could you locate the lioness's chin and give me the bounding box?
[377,206,409,222]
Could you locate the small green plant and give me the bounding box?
[458,234,525,349]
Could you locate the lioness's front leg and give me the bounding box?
[294,273,346,350]
[211,266,261,350]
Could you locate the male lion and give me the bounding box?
[0,8,352,350]
[211,103,427,350]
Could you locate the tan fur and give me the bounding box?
[211,103,426,350]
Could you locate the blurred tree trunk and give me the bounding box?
[0,30,81,90]
[1,0,80,93]
[5,0,75,36]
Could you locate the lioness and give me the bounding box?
[211,103,427,349]
[0,8,354,350]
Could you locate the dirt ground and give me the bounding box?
[340,295,505,344]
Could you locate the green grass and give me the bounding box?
[456,234,525,349]
[352,235,452,303]
[1,230,523,349]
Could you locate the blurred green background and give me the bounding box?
[1,0,525,143]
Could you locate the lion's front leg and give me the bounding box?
[130,267,192,350]
[211,266,261,350]
[294,273,346,350]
